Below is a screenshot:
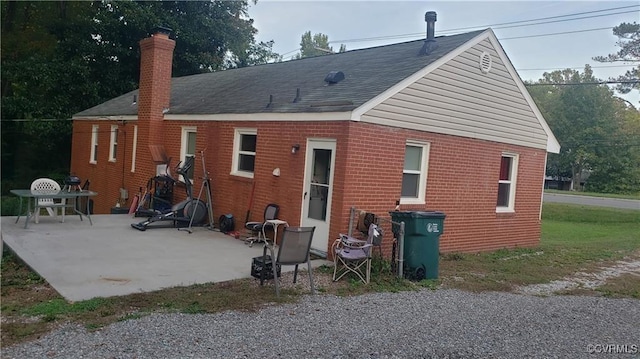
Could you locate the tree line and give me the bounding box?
[527,22,639,194]
[1,0,279,191]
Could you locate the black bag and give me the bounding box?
[219,214,235,234]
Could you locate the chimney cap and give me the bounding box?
[152,26,173,37]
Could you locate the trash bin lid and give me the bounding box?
[389,211,446,219]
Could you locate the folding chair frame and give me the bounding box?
[332,235,373,284]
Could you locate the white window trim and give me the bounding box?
[130,125,138,173]
[180,126,197,182]
[90,125,99,164]
[400,140,430,205]
[231,128,257,179]
[109,125,118,162]
[496,152,519,213]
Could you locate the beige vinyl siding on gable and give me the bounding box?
[361,39,548,150]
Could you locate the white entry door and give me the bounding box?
[301,139,336,256]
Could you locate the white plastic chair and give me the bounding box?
[30,178,65,223]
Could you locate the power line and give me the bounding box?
[278,6,638,57]
[328,6,639,44]
[498,27,612,41]
[280,26,614,58]
[525,80,640,86]
[281,25,622,60]
[437,5,639,33]
[490,10,638,31]
[518,65,634,71]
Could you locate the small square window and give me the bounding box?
[232,129,257,178]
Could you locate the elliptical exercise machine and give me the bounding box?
[179,149,215,233]
[131,156,208,231]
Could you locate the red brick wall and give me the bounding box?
[336,122,546,254]
[70,118,546,255]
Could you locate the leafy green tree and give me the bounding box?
[593,22,639,97]
[529,66,640,194]
[1,0,279,191]
[295,31,346,59]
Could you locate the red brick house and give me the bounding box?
[71,16,560,256]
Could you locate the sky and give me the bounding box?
[248,1,639,106]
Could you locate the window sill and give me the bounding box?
[230,171,254,180]
[400,198,426,206]
[496,207,515,215]
[89,161,97,165]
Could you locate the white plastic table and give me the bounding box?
[263,219,289,246]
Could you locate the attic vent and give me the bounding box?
[479,52,492,74]
[324,71,345,84]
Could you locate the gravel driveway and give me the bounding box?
[3,289,638,358]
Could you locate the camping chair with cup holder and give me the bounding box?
[332,223,383,284]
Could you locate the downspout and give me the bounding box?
[397,221,405,279]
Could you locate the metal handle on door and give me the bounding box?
[304,192,307,199]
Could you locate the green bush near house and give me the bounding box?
[1,196,21,217]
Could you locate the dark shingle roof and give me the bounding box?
[74,30,484,117]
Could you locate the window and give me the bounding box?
[90,125,99,164]
[497,153,519,212]
[131,125,138,172]
[109,125,118,162]
[231,128,257,178]
[180,127,197,182]
[400,141,430,205]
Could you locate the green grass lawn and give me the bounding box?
[440,203,640,292]
[544,189,640,200]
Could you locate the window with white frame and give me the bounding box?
[400,141,430,204]
[90,125,99,164]
[231,128,257,178]
[109,125,118,162]
[497,153,519,212]
[180,127,197,181]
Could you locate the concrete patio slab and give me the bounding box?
[1,214,329,302]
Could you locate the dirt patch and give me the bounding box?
[515,255,640,296]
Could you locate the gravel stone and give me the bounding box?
[2,289,639,358]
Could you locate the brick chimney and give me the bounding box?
[138,26,175,167]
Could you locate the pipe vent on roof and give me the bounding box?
[419,11,438,56]
[479,52,492,74]
[324,71,345,84]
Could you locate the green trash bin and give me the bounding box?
[389,211,445,280]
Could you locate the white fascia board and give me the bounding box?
[485,31,561,154]
[72,115,138,121]
[164,111,352,121]
[350,30,493,122]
